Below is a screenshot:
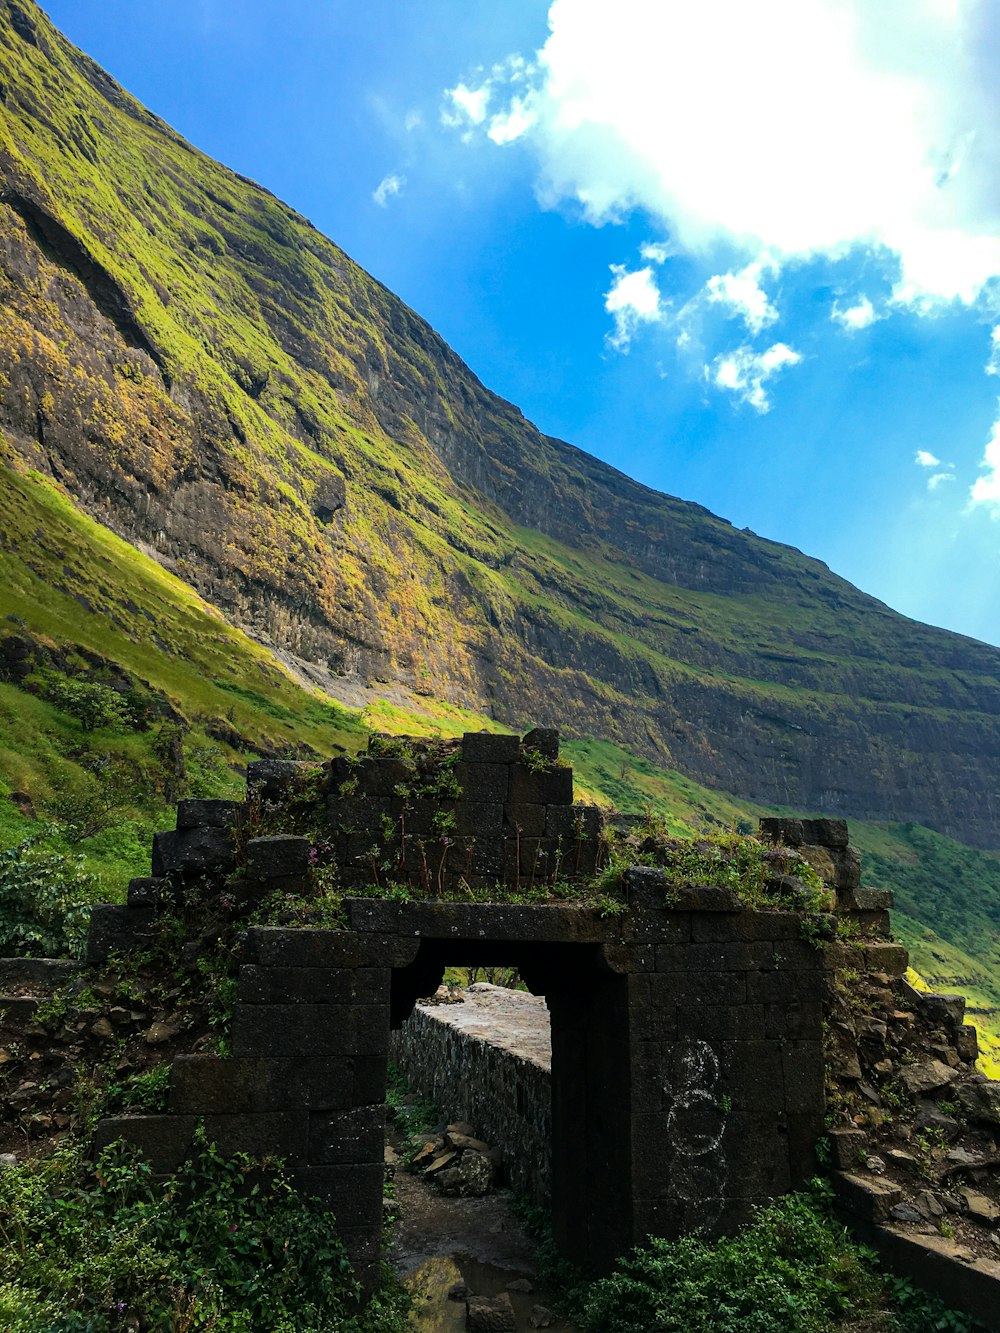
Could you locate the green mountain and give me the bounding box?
[1,0,998,854]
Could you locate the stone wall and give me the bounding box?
[389,985,553,1204]
[82,738,886,1293]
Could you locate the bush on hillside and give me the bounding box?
[0,838,96,956]
[0,1131,410,1332]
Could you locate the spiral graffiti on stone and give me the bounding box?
[662,1038,728,1227]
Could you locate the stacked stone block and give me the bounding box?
[619,869,827,1240]
[322,728,602,894]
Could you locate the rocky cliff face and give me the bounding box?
[1,0,998,846]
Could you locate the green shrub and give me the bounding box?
[36,671,140,732]
[0,838,96,956]
[0,1131,410,1332]
[572,1191,885,1332]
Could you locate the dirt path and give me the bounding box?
[388,1134,580,1331]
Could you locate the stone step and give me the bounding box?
[0,957,81,988]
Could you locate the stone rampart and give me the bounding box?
[389,985,553,1203]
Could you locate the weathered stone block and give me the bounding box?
[781,1040,826,1114]
[176,798,240,829]
[504,802,547,836]
[837,885,893,912]
[396,901,610,944]
[288,1164,384,1227]
[545,803,603,842]
[621,909,692,944]
[202,1111,308,1164]
[522,727,560,759]
[451,801,504,838]
[746,969,825,1005]
[833,1171,903,1222]
[247,835,310,880]
[652,971,746,1007]
[153,826,235,876]
[655,940,773,972]
[455,762,509,802]
[343,899,401,934]
[802,818,850,847]
[717,1041,785,1111]
[913,991,966,1028]
[308,1105,385,1165]
[862,942,909,977]
[352,1055,389,1106]
[236,965,365,1006]
[724,1115,793,1196]
[231,1003,386,1059]
[509,764,574,806]
[828,1127,868,1170]
[759,817,804,845]
[462,732,520,764]
[93,1115,197,1172]
[327,793,392,829]
[353,756,416,796]
[86,904,157,965]
[956,1025,979,1062]
[690,911,804,943]
[242,928,361,968]
[126,876,169,908]
[765,1001,824,1042]
[247,759,317,801]
[675,1004,769,1042]
[0,956,80,986]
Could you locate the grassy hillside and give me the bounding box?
[0,451,364,894]
[0,0,997,848]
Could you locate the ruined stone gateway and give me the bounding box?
[85,731,884,1292]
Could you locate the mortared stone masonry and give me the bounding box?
[85,733,876,1292]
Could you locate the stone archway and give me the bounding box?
[94,894,828,1291]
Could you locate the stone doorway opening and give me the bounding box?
[388,935,632,1271]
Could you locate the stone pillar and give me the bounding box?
[621,874,827,1242]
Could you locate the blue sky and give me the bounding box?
[42,0,1000,646]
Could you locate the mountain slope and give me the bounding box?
[0,0,997,847]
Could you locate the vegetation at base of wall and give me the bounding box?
[0,1132,410,1332]
[517,1186,977,1333]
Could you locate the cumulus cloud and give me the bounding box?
[605,264,662,350]
[709,342,802,413]
[915,449,942,467]
[446,0,1000,307]
[971,414,1000,512]
[373,173,405,207]
[705,262,778,335]
[987,326,1000,375]
[832,296,879,331]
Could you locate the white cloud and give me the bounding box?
[709,342,802,412]
[404,109,423,133]
[373,173,405,207]
[927,471,955,490]
[488,97,537,145]
[987,326,1000,375]
[915,449,942,467]
[971,413,1000,512]
[640,241,672,265]
[447,0,1000,307]
[443,82,491,127]
[705,262,778,335]
[605,264,662,350]
[832,296,879,331]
